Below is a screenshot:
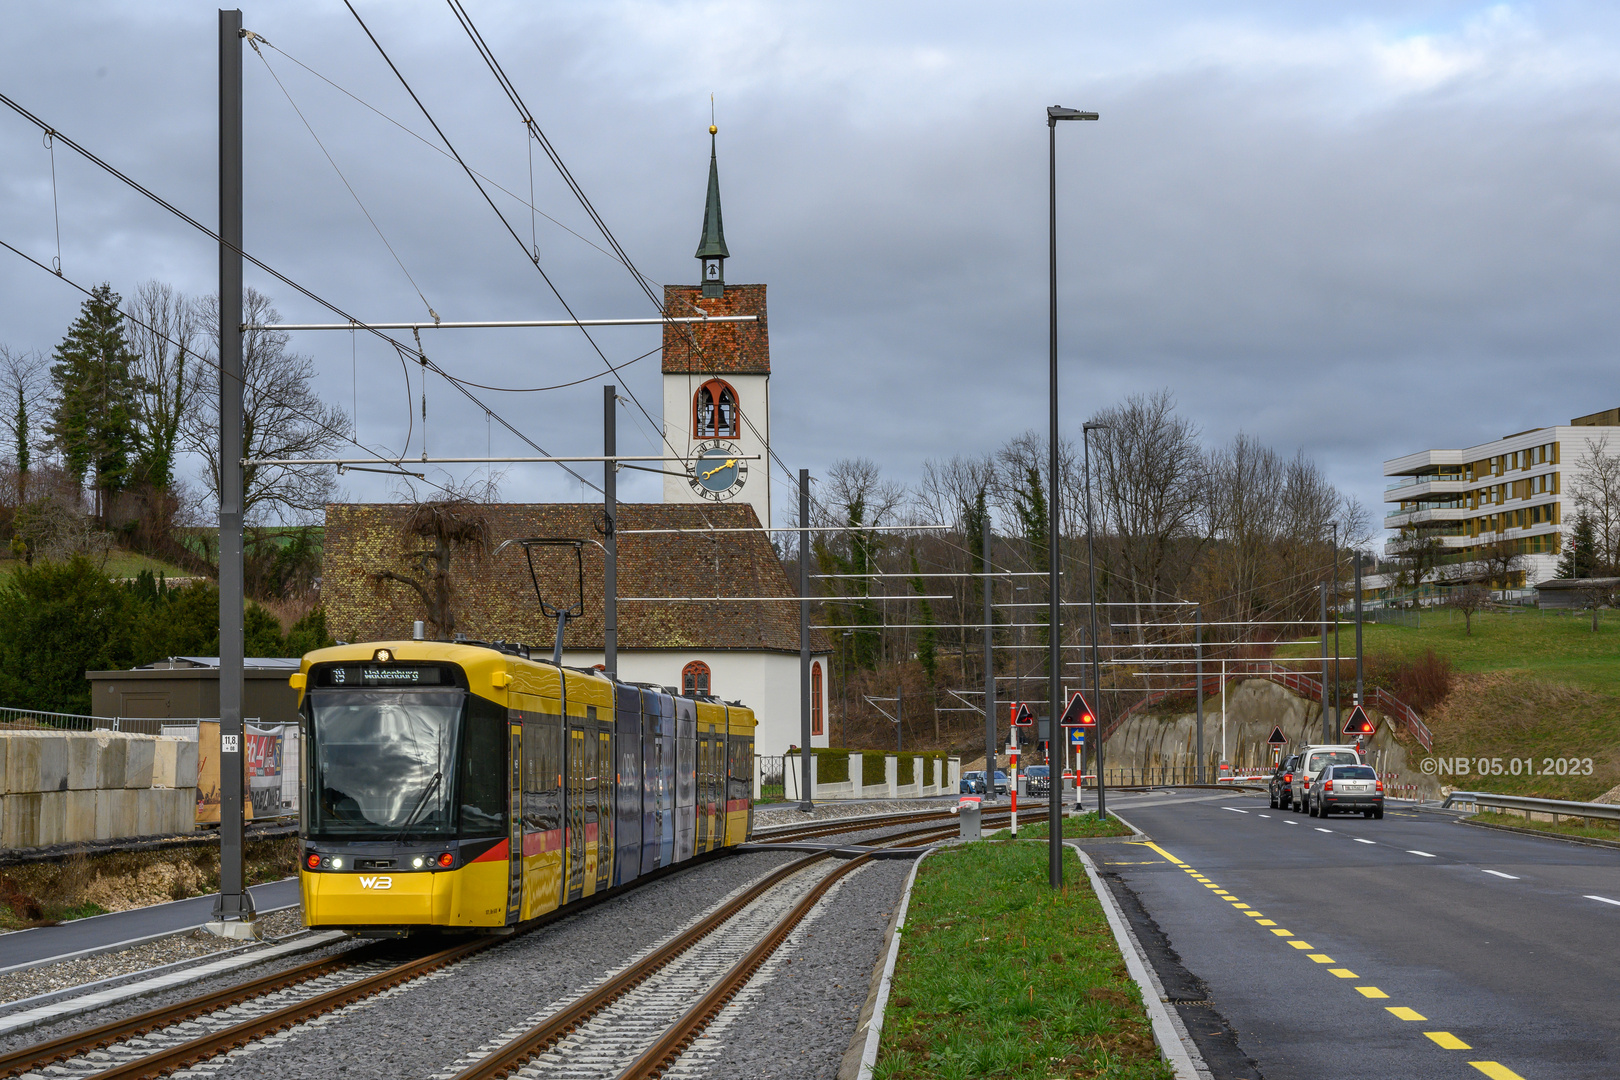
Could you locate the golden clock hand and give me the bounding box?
[700,458,739,481]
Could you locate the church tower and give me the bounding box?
[663,125,771,527]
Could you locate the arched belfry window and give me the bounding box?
[694,379,739,439]
[682,661,711,697]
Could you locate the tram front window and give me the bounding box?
[307,690,463,838]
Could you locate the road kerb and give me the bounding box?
[1072,842,1207,1080]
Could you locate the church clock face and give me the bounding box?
[688,440,748,501]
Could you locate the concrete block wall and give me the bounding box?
[0,731,198,849]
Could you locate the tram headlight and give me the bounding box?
[330,856,344,870]
[412,856,425,869]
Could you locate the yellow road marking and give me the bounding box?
[1387,1007,1426,1021]
[1287,940,1314,949]
[1204,884,1222,889]
[1136,841,1185,865]
[1425,1032,1471,1049]
[1357,987,1389,999]
[1308,954,1334,963]
[1231,903,1250,909]
[1468,1063,1527,1080]
[1328,969,1358,978]
[1257,919,1277,925]
[1244,911,1264,918]
[1271,929,1293,937]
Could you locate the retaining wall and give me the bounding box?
[0,731,198,849]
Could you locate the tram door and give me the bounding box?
[595,728,613,894]
[674,697,696,863]
[506,722,523,924]
[695,728,709,854]
[566,725,587,903]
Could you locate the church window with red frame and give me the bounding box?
[811,661,824,736]
[694,379,739,439]
[682,661,711,697]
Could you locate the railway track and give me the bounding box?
[0,810,973,1079]
[446,817,968,1080]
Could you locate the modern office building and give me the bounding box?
[1382,407,1620,587]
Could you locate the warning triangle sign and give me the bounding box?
[1060,692,1096,728]
[1012,702,1035,727]
[1342,705,1375,736]
[1266,726,1287,745]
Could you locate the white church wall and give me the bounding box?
[556,649,828,758]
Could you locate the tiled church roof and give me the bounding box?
[662,284,769,375]
[323,501,824,653]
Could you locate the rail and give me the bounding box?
[1104,660,1433,751]
[1442,790,1620,825]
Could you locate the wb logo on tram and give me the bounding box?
[359,876,393,890]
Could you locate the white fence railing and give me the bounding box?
[1443,790,1620,826]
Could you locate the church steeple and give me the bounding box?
[695,125,729,299]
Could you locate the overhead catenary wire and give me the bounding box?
[0,88,600,493]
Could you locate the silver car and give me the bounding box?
[1291,745,1364,811]
[1309,764,1384,818]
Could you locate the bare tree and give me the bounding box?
[1443,582,1490,635]
[373,496,491,639]
[0,345,49,504]
[125,281,199,492]
[189,289,350,525]
[1571,436,1620,575]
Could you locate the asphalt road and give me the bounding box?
[1096,790,1620,1080]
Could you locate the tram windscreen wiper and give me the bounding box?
[393,771,443,840]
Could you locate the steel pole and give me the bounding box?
[1332,522,1340,727]
[897,683,904,753]
[1195,604,1204,784]
[983,524,996,803]
[603,385,617,678]
[211,7,253,934]
[1046,115,1063,887]
[1355,554,1364,706]
[798,468,813,811]
[1320,583,1330,742]
[1084,425,1106,819]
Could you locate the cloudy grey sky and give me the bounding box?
[4,1,1620,538]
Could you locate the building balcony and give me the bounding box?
[1384,507,1473,528]
[1382,477,1472,502]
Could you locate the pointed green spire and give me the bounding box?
[694,129,729,261]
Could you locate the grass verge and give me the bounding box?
[1469,809,1620,843]
[876,842,1171,1080]
[0,835,298,931]
[1002,813,1135,840]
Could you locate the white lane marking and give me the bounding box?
[1224,807,1249,814]
[1481,870,1519,880]
[1408,850,1436,858]
[1585,895,1620,907]
[1259,814,1271,819]
[1284,820,1298,825]
[1354,838,1376,845]
[1315,828,1332,833]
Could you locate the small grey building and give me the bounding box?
[1533,577,1620,609]
[85,657,302,729]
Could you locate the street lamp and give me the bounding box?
[1047,103,1098,890]
[1082,420,1109,821]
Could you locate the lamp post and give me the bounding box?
[1047,104,1098,889]
[1082,420,1109,820]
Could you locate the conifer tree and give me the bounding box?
[46,284,140,519]
[1556,512,1599,579]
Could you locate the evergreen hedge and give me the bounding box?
[897,753,916,786]
[812,748,849,784]
[862,750,887,788]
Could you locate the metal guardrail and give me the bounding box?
[1443,790,1620,824]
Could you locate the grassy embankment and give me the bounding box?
[1278,610,1620,801]
[1001,813,1135,840]
[0,836,298,931]
[0,550,195,581]
[876,841,1171,1080]
[1468,809,1619,843]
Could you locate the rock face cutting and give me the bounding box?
[0,730,197,850]
[1103,679,1441,798]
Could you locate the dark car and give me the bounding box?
[1309,764,1384,819]
[1269,755,1301,810]
[1025,765,1051,797]
[960,771,987,794]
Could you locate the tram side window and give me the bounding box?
[728,735,750,806]
[522,717,563,834]
[459,697,506,837]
